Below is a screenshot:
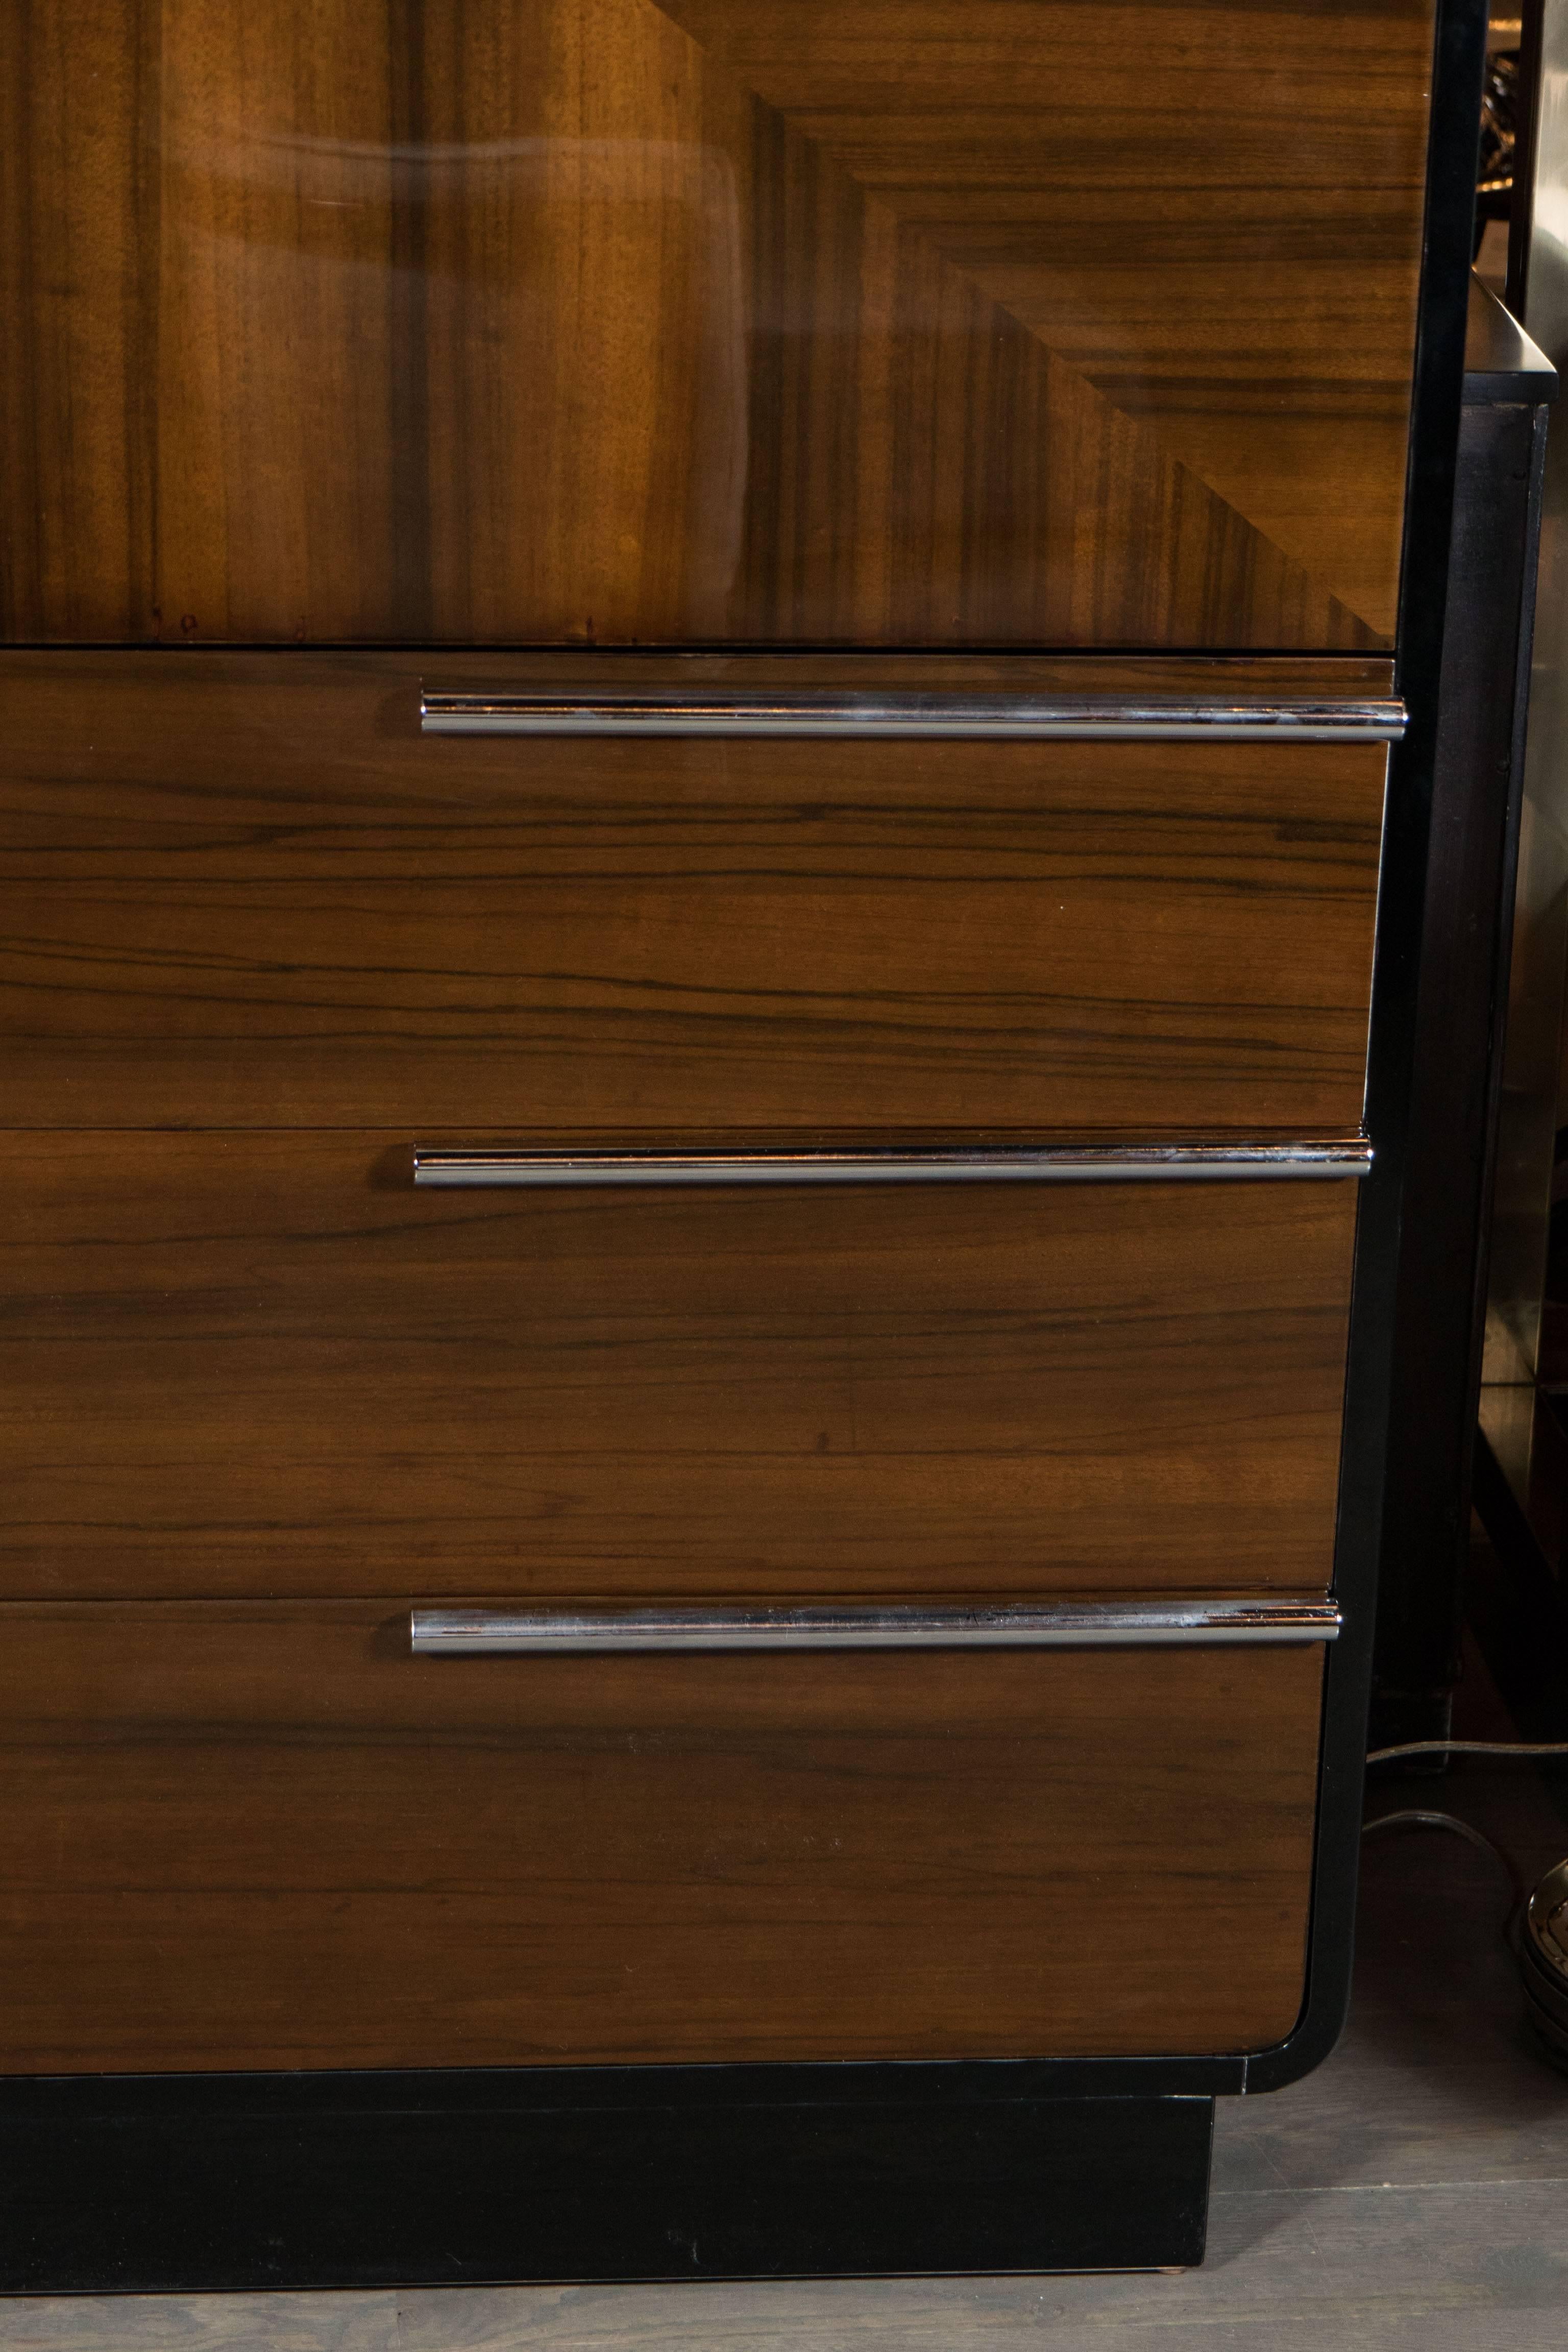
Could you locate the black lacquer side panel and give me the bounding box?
[1249,0,1490,2091]
[0,2094,1211,2291]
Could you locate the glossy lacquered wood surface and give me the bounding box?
[0,1138,1357,1601]
[0,1606,1324,2070]
[1,1,1434,646]
[0,654,1388,1136]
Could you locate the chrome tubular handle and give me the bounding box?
[412,1143,1373,1190]
[420,690,1406,743]
[410,1600,1342,1655]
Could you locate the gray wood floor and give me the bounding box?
[3,1643,1564,2351]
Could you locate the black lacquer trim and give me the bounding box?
[0,2056,1247,2121]
[1247,0,1490,2093]
[0,2094,1212,2292]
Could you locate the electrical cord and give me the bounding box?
[1366,1738,1568,1765]
[1361,1807,1526,1938]
[1361,1807,1568,2069]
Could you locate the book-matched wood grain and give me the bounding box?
[0,1136,1358,1601]
[2,0,1434,645]
[0,1605,1324,2070]
[0,654,1388,1136]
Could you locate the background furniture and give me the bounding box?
[1374,278,1555,1748]
[1463,0,1568,1738]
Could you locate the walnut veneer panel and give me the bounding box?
[0,1606,1324,2070]
[0,655,1387,1135]
[0,1138,1358,1600]
[1,1,1433,645]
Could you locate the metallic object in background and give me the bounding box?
[1522,1857,1568,2064]
[1477,44,1522,228]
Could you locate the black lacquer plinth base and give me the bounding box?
[0,2089,1211,2290]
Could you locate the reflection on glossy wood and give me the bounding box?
[1,0,1435,645]
[0,1137,1358,1600]
[0,654,1387,1134]
[0,1606,1323,2069]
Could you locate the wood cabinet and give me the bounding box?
[0,0,1473,2291]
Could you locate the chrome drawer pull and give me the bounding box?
[410,1600,1342,1655]
[421,690,1406,743]
[412,1142,1372,1189]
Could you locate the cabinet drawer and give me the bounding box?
[2,1134,1359,1601]
[0,654,1387,1136]
[0,1603,1325,2071]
